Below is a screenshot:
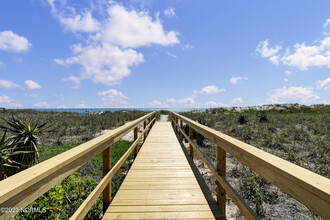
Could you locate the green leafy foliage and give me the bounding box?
[238,115,248,125]
[0,116,49,178]
[0,110,147,146]
[11,173,100,220]
[11,140,134,219]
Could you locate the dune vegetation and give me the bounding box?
[0,109,148,219]
[1,106,328,219]
[179,104,329,219]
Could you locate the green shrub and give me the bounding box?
[11,140,134,219]
[11,173,101,220]
[238,115,248,125]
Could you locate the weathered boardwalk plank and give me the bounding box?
[103,121,224,219]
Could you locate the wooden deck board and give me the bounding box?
[103,122,224,220]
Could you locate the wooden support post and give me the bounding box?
[143,120,147,140]
[217,145,226,216]
[189,126,194,158]
[175,117,178,132]
[102,145,112,213]
[148,117,151,134]
[180,120,183,141]
[134,127,138,157]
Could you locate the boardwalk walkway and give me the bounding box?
[103,121,224,219]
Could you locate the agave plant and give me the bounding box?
[0,116,49,176]
[0,130,33,180]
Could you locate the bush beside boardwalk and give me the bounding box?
[11,141,134,220]
[0,109,148,146]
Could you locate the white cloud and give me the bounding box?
[280,37,330,70]
[24,80,41,90]
[269,55,280,65]
[0,80,20,89]
[267,86,320,104]
[167,52,177,58]
[149,100,162,107]
[0,95,22,108]
[230,77,248,84]
[53,2,180,86]
[98,89,128,107]
[205,101,227,107]
[284,78,289,82]
[183,44,193,50]
[232,97,243,104]
[0,79,41,90]
[317,77,330,90]
[103,4,179,48]
[75,103,89,108]
[58,44,144,85]
[48,0,100,33]
[197,85,225,94]
[323,18,330,35]
[24,93,38,98]
[256,39,282,64]
[166,97,197,106]
[163,8,176,18]
[34,102,51,108]
[257,21,330,70]
[98,89,127,98]
[0,31,31,52]
[178,97,195,105]
[54,58,66,66]
[57,105,68,108]
[285,70,292,75]
[0,60,4,68]
[63,76,82,88]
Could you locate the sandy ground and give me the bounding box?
[98,125,143,142]
[96,115,169,141]
[159,115,168,122]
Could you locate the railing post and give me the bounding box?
[143,120,147,140]
[175,116,178,132]
[102,145,112,213]
[180,120,183,141]
[148,117,151,134]
[134,127,138,157]
[189,126,194,158]
[217,145,226,216]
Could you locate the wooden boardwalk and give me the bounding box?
[103,121,224,219]
[2,112,329,219]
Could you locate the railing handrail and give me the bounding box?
[172,118,259,219]
[71,117,156,219]
[172,112,330,219]
[0,112,155,219]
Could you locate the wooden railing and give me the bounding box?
[0,112,156,220]
[171,112,330,220]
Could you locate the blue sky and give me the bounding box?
[0,0,329,108]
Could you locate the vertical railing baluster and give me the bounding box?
[180,119,183,141]
[143,120,147,140]
[189,126,194,158]
[102,145,112,213]
[217,145,226,216]
[175,116,178,132]
[134,127,138,157]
